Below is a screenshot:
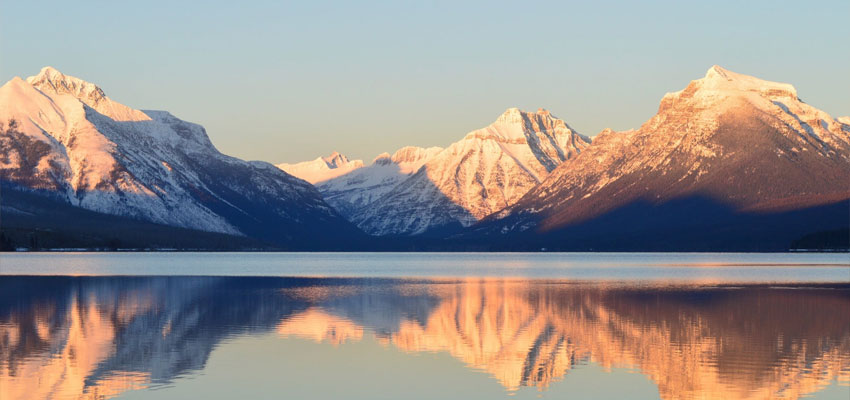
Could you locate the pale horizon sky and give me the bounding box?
[2,0,848,164]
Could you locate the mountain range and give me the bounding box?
[0,67,362,250]
[469,66,850,250]
[1,66,847,250]
[291,108,590,236]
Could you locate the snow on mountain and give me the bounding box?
[26,66,151,123]
[0,67,360,245]
[474,66,850,247]
[349,108,590,235]
[314,146,443,218]
[277,152,364,184]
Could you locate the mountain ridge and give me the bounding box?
[277,152,365,185]
[466,65,850,250]
[2,65,847,250]
[284,107,590,236]
[0,67,364,249]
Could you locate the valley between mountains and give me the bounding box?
[1,66,847,251]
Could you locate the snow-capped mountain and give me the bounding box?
[472,66,850,250]
[277,152,364,184]
[313,146,443,218]
[352,108,590,235]
[0,67,361,247]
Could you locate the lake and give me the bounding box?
[1,253,849,399]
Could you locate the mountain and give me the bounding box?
[277,152,364,184]
[470,66,850,251]
[346,108,590,235]
[0,67,363,249]
[311,146,443,219]
[277,147,442,220]
[4,65,846,251]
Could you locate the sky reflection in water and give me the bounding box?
[1,275,849,400]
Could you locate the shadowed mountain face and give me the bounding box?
[2,277,848,399]
[470,66,850,250]
[0,67,364,249]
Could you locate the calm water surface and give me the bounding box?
[0,253,848,399]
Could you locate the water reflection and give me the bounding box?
[1,277,848,399]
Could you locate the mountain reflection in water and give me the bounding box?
[1,277,848,400]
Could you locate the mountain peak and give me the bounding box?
[704,65,731,79]
[322,152,350,168]
[278,152,363,184]
[34,66,64,78]
[29,66,64,82]
[700,65,761,85]
[659,66,800,114]
[495,107,521,124]
[483,107,581,144]
[372,152,393,165]
[27,66,107,103]
[391,146,443,165]
[21,66,150,122]
[0,76,28,91]
[696,65,798,99]
[496,107,555,123]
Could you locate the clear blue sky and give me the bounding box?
[2,0,847,163]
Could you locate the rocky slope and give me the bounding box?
[471,66,850,250]
[0,67,362,248]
